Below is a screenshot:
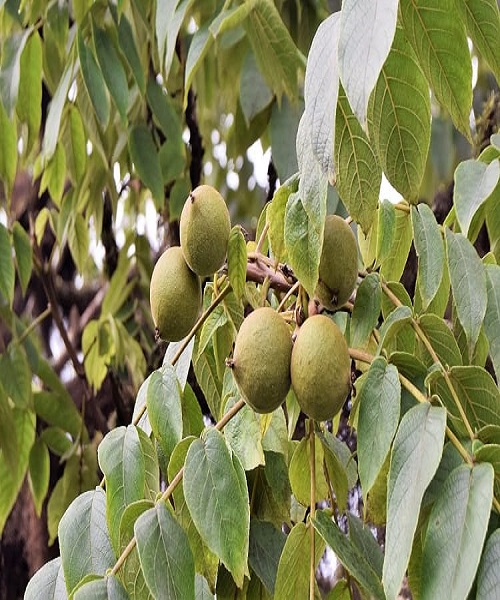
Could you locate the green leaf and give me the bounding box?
[351,273,381,349]
[128,124,164,209]
[446,229,487,358]
[193,341,222,420]
[197,305,228,362]
[400,0,472,139]
[46,143,67,206]
[117,14,145,94]
[284,192,322,297]
[34,390,82,440]
[163,336,195,391]
[17,30,42,153]
[184,24,214,108]
[484,264,500,382]
[379,203,413,282]
[162,0,196,81]
[183,428,250,586]
[430,366,500,436]
[368,27,431,201]
[240,50,273,125]
[347,513,384,579]
[335,86,381,233]
[28,437,50,517]
[383,404,446,600]
[93,23,129,122]
[421,463,494,600]
[146,79,183,146]
[244,0,302,102]
[227,226,247,301]
[0,342,31,408]
[98,426,149,555]
[248,519,286,594]
[454,159,499,239]
[135,502,195,600]
[376,305,413,354]
[59,487,115,595]
[0,222,14,305]
[477,529,500,599]
[313,511,385,600]
[223,394,264,471]
[13,222,32,295]
[318,432,349,511]
[250,451,291,527]
[270,100,301,182]
[358,357,401,495]
[412,204,444,310]
[0,28,32,116]
[267,173,298,263]
[274,521,326,600]
[0,100,17,197]
[24,557,66,600]
[289,435,329,507]
[73,575,128,599]
[78,31,110,129]
[0,385,17,473]
[418,313,463,368]
[66,106,87,185]
[338,0,398,127]
[457,0,500,81]
[68,212,89,273]
[146,365,183,464]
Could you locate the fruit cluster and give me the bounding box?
[150,184,358,421]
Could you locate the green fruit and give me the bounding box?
[180,184,231,277]
[315,215,358,310]
[150,246,202,342]
[231,307,292,413]
[291,315,350,421]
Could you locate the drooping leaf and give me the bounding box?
[338,0,398,127]
[334,85,381,233]
[412,204,444,310]
[477,529,500,600]
[73,574,129,599]
[146,79,183,146]
[289,435,329,507]
[484,264,500,382]
[446,229,487,359]
[347,514,384,579]
[376,305,413,354]
[350,273,381,350]
[227,226,247,301]
[0,342,31,408]
[28,437,50,517]
[0,385,17,473]
[270,100,301,181]
[184,24,214,108]
[382,404,446,600]
[117,14,145,93]
[368,27,431,201]
[248,519,286,594]
[12,223,32,296]
[0,223,14,305]
[267,173,298,264]
[17,30,42,152]
[68,213,89,274]
[78,31,110,129]
[128,124,164,209]
[193,341,223,420]
[240,50,273,125]
[420,463,494,600]
[0,28,32,116]
[0,101,17,196]
[58,487,115,595]
[379,203,413,282]
[163,336,195,391]
[358,357,401,495]
[400,0,472,139]
[66,106,87,186]
[454,159,499,239]
[223,394,265,471]
[24,557,66,600]
[313,511,385,600]
[183,428,250,586]
[135,502,195,600]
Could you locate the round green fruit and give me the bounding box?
[291,315,350,421]
[315,215,358,310]
[180,184,231,277]
[150,246,202,342]
[231,307,292,413]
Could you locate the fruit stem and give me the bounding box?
[309,419,316,600]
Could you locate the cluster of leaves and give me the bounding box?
[0,0,500,598]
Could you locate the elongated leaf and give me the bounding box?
[227,226,247,301]
[347,514,384,578]
[0,100,17,195]
[284,192,322,297]
[267,174,298,264]
[289,436,329,507]
[484,264,500,382]
[0,28,32,116]
[0,385,17,473]
[146,365,182,464]
[146,79,183,145]
[68,213,89,273]
[193,342,222,420]
[117,14,145,93]
[240,50,273,125]
[17,30,42,152]
[421,463,494,600]
[379,203,413,282]
[93,23,129,121]
[335,86,381,233]
[368,27,431,201]
[417,313,463,368]
[184,24,213,108]
[477,529,500,599]
[183,428,249,586]
[66,106,87,185]
[457,0,500,81]
[223,395,264,471]
[24,557,66,600]
[454,159,499,239]
[163,0,196,81]
[248,519,286,594]
[78,31,110,128]
[274,521,326,600]
[128,124,164,209]
[313,511,385,600]
[339,0,398,127]
[446,229,487,358]
[0,342,31,408]
[383,404,446,600]
[351,273,381,349]
[0,222,14,305]
[135,503,195,600]
[358,357,401,495]
[59,487,115,595]
[28,437,50,517]
[412,204,444,310]
[13,223,32,296]
[400,0,472,138]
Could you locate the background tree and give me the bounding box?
[0,0,499,599]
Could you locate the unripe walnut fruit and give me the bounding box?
[180,184,231,277]
[291,315,350,421]
[150,246,202,342]
[315,215,358,310]
[230,307,293,413]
